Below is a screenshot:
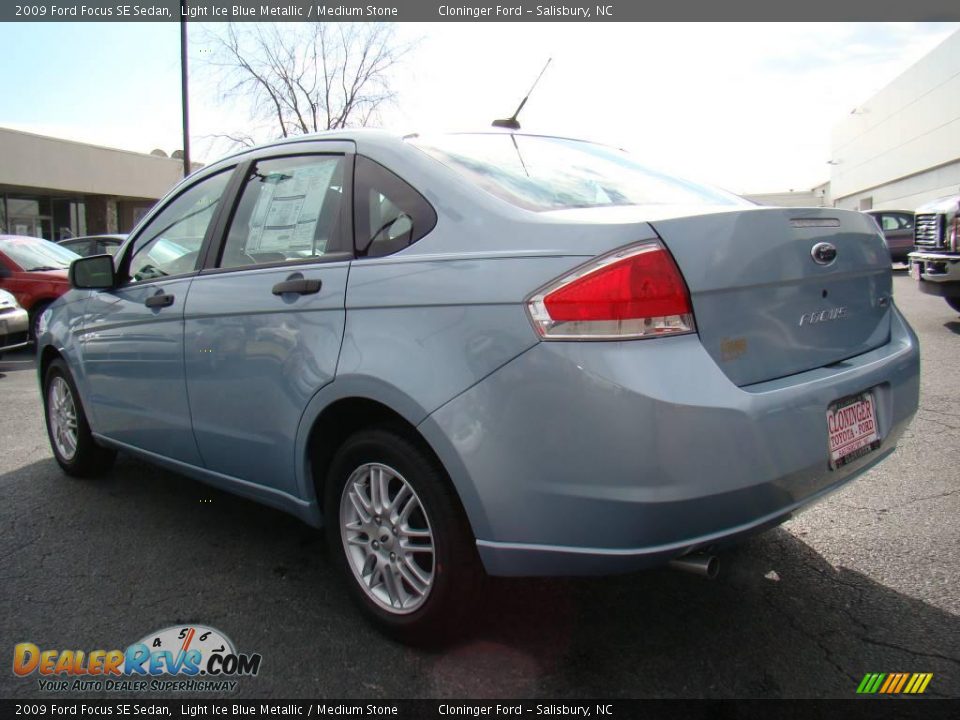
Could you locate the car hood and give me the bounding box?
[915,196,960,214]
[23,269,70,282]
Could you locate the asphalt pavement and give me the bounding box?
[1,271,958,699]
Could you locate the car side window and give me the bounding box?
[217,155,346,269]
[353,155,437,258]
[881,215,899,231]
[126,170,232,283]
[63,240,94,256]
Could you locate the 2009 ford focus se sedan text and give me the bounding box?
[36,131,919,641]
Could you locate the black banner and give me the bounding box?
[1,699,959,720]
[3,0,960,22]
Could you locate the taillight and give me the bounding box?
[526,241,696,340]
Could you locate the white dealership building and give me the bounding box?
[829,29,960,212]
[0,127,192,240]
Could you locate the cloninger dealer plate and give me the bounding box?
[827,392,881,469]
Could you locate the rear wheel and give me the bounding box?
[43,359,116,477]
[324,427,484,644]
[946,297,960,314]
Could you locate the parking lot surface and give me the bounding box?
[1,272,958,699]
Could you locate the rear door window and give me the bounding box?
[217,155,348,269]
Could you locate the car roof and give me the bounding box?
[210,128,617,166]
[0,234,54,243]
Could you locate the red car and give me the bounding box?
[0,235,79,339]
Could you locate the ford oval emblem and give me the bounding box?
[811,242,838,266]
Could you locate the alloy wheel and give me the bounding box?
[339,462,435,614]
[48,376,78,461]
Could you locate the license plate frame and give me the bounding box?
[827,391,881,470]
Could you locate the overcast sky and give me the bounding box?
[0,22,956,193]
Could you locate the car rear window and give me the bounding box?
[408,133,746,212]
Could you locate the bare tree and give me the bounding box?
[203,23,413,145]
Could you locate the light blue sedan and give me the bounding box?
[37,131,919,641]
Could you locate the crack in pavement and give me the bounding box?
[899,488,960,507]
[857,636,960,667]
[760,592,859,686]
[0,535,43,564]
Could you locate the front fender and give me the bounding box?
[36,293,90,406]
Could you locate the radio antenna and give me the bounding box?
[492,58,552,131]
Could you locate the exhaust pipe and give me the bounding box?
[668,553,719,579]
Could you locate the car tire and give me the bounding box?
[43,358,117,477]
[30,301,51,341]
[946,297,960,314]
[324,426,484,644]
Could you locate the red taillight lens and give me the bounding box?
[527,241,696,340]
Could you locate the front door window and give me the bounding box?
[124,169,232,283]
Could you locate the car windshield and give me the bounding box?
[0,238,80,271]
[409,133,747,212]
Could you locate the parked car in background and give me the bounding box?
[0,288,29,358]
[58,234,126,258]
[38,131,919,641]
[908,194,960,313]
[865,210,915,263]
[0,235,78,339]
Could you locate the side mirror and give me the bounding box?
[69,254,116,290]
[0,265,11,279]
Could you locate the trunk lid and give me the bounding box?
[649,207,892,387]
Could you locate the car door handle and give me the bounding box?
[271,278,322,296]
[145,293,175,308]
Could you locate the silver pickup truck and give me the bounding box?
[908,194,960,313]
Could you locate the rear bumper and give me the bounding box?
[908,251,960,296]
[420,306,920,577]
[0,308,29,353]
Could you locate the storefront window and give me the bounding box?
[1,194,76,240]
[7,197,41,217]
[52,198,87,240]
[1,193,91,239]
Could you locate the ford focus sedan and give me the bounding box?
[37,131,919,641]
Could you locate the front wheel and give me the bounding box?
[43,359,116,477]
[30,301,51,341]
[324,428,484,643]
[946,296,960,314]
